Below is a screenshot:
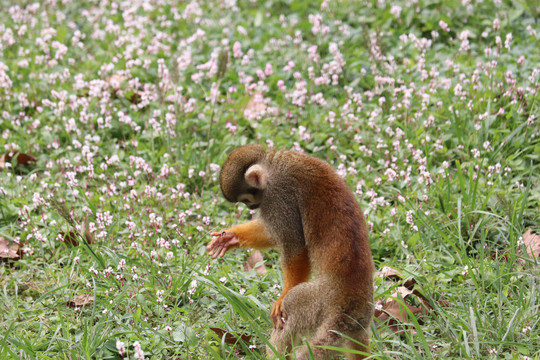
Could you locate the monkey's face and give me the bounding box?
[219,145,267,204]
[237,187,263,210]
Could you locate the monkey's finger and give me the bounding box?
[207,237,227,250]
[208,242,222,256]
[211,245,224,258]
[219,245,228,258]
[207,239,219,251]
[271,314,283,329]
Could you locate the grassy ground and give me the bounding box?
[0,0,539,359]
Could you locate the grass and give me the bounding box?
[0,0,539,359]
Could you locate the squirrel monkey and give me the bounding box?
[207,145,374,360]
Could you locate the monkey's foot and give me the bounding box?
[207,231,239,258]
[271,298,287,329]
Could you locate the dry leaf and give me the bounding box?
[67,294,94,308]
[209,327,252,343]
[523,230,540,259]
[0,152,36,168]
[393,286,414,299]
[58,223,93,247]
[85,229,94,244]
[105,74,142,104]
[411,289,431,311]
[494,230,540,264]
[376,266,403,280]
[374,287,428,333]
[491,249,511,262]
[376,266,416,288]
[403,278,417,289]
[243,250,267,274]
[58,217,94,246]
[411,289,447,315]
[126,90,142,104]
[374,297,423,333]
[0,237,22,261]
[83,216,94,244]
[59,231,79,246]
[106,74,126,89]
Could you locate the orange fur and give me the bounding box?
[271,248,311,326]
[226,220,274,249]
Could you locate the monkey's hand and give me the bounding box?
[270,297,287,329]
[208,231,240,258]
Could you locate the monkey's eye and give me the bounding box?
[246,188,259,195]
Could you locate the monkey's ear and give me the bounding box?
[245,164,268,190]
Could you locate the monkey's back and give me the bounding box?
[264,150,374,357]
[263,149,374,289]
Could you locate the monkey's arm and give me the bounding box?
[271,247,311,328]
[208,220,274,258]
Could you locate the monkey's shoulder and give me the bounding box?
[269,150,337,178]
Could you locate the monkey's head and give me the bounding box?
[220,144,269,210]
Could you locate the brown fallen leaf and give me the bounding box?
[126,90,142,104]
[0,152,36,168]
[106,74,126,89]
[24,281,44,293]
[0,237,22,261]
[491,249,511,262]
[105,74,143,104]
[209,327,252,343]
[403,278,417,289]
[523,230,540,259]
[394,286,415,299]
[67,294,94,308]
[410,288,451,314]
[82,216,94,244]
[58,217,94,246]
[59,231,79,246]
[376,266,403,280]
[243,250,267,274]
[374,286,430,333]
[376,266,416,289]
[374,297,423,333]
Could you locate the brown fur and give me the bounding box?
[208,145,374,359]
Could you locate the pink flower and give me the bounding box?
[133,341,145,360]
[233,41,242,59]
[493,18,499,32]
[439,20,450,32]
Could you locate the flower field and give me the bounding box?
[0,0,538,359]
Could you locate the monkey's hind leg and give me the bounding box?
[267,280,328,359]
[267,326,297,360]
[344,328,371,360]
[298,316,371,360]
